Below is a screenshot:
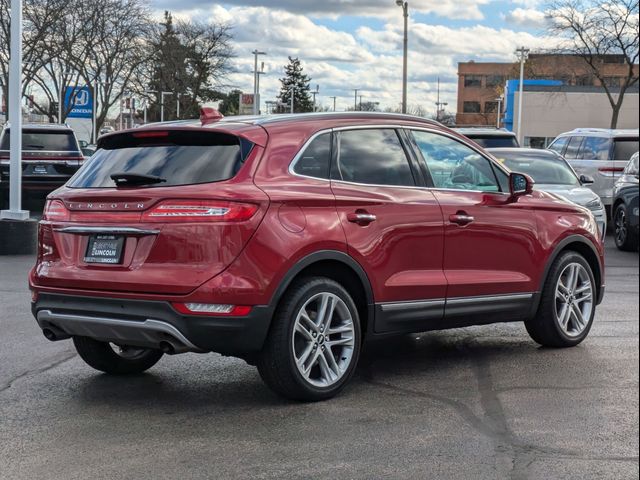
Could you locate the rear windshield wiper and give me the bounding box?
[110,172,167,186]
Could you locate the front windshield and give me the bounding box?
[496,154,580,186]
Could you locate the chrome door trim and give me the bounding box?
[446,293,534,305]
[380,299,446,312]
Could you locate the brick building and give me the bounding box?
[456,54,638,127]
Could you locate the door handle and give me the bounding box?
[449,212,475,226]
[347,211,377,226]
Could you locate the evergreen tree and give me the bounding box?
[276,57,314,113]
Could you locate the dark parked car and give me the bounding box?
[454,127,520,148]
[30,111,604,401]
[0,123,84,209]
[612,152,639,251]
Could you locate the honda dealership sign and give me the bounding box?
[64,86,93,119]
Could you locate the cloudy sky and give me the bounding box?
[150,0,553,114]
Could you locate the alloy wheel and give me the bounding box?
[615,208,628,247]
[292,292,356,388]
[555,263,594,337]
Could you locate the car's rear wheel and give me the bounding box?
[526,252,596,348]
[614,203,638,251]
[73,336,163,374]
[258,277,361,401]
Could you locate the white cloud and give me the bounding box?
[503,7,548,28]
[154,4,560,114]
[156,0,493,21]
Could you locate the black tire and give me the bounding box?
[73,336,163,375]
[257,277,362,402]
[614,203,638,252]
[525,252,596,348]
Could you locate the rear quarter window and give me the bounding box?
[69,130,249,188]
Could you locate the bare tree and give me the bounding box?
[547,0,639,128]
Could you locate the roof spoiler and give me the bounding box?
[200,107,224,126]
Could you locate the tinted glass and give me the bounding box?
[471,135,519,148]
[580,137,610,160]
[564,136,584,159]
[293,133,331,179]
[548,136,569,154]
[613,138,639,161]
[333,129,415,187]
[69,131,244,188]
[0,129,78,151]
[412,131,500,192]
[494,152,580,186]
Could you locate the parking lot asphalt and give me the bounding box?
[0,238,638,480]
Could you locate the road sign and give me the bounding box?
[64,86,93,119]
[239,93,255,115]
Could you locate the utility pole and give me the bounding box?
[143,90,156,125]
[160,91,172,122]
[396,0,409,114]
[354,89,359,111]
[330,96,337,112]
[252,50,266,115]
[1,0,29,219]
[311,85,320,112]
[515,46,530,145]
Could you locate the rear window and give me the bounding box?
[0,129,78,151]
[613,138,639,161]
[469,135,519,148]
[68,131,249,188]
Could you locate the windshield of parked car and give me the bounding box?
[0,129,78,151]
[613,138,639,161]
[469,135,519,149]
[493,151,580,186]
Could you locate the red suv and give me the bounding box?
[29,111,605,401]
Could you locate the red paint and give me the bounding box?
[30,115,604,318]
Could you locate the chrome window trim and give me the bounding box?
[287,123,512,196]
[380,299,446,312]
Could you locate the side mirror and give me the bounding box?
[580,174,595,185]
[510,172,534,197]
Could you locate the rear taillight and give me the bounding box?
[142,200,258,223]
[172,303,252,316]
[43,200,71,221]
[598,167,624,176]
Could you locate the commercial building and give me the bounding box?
[456,54,638,127]
[506,83,639,148]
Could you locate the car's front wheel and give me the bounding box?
[614,203,638,251]
[73,336,163,374]
[526,252,596,348]
[258,277,361,401]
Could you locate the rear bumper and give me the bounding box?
[32,293,273,358]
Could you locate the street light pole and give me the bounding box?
[354,89,359,111]
[160,91,172,122]
[1,0,28,220]
[289,86,296,114]
[396,0,409,114]
[515,46,530,145]
[311,85,319,112]
[495,96,504,128]
[330,96,337,112]
[252,50,266,115]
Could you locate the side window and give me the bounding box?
[564,136,584,160]
[333,129,415,187]
[293,133,331,179]
[580,137,610,160]
[548,136,569,154]
[411,130,501,192]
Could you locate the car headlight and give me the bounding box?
[634,207,639,217]
[585,198,603,210]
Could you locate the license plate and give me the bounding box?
[33,165,47,175]
[84,235,125,264]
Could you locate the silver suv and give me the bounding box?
[548,128,639,216]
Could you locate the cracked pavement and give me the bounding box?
[0,238,638,479]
